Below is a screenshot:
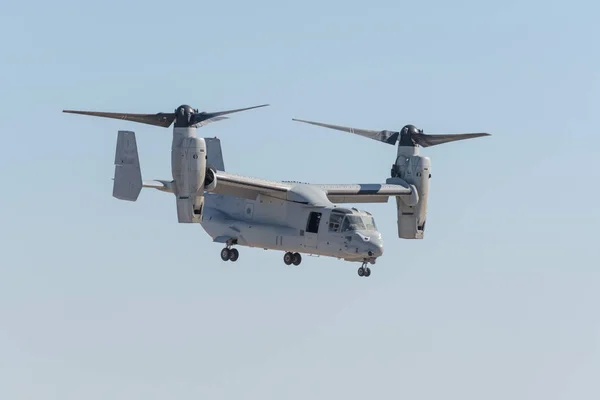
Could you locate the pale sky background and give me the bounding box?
[1,0,599,399]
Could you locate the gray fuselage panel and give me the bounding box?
[200,192,384,262]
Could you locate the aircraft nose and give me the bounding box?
[368,244,383,257]
[366,236,384,257]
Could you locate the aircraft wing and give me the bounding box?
[210,172,416,204]
[314,180,414,204]
[142,170,415,205]
[211,171,294,201]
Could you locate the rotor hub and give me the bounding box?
[399,124,421,146]
[175,104,198,127]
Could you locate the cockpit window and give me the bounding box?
[331,210,378,233]
[341,215,366,232]
[362,216,377,231]
[329,212,344,232]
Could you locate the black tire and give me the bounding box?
[364,267,371,277]
[283,252,293,265]
[220,248,231,261]
[358,267,364,277]
[292,252,302,266]
[229,248,239,262]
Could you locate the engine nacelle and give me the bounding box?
[172,137,207,223]
[204,167,217,191]
[390,155,430,239]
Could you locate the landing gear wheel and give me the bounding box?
[220,248,231,261]
[292,252,302,266]
[283,252,293,265]
[358,263,371,277]
[229,248,239,262]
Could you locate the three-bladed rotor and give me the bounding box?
[63,104,269,128]
[292,119,490,148]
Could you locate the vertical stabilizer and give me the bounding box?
[205,137,225,171]
[113,130,143,201]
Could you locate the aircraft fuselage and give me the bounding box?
[200,192,384,263]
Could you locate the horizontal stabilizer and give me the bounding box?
[113,131,142,201]
[143,180,173,192]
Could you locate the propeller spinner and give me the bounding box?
[64,103,269,128]
[292,119,490,148]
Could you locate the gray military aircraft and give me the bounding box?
[64,104,490,277]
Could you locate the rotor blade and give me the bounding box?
[194,116,229,127]
[63,110,176,128]
[193,104,269,124]
[292,118,399,145]
[413,132,491,147]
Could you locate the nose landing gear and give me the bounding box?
[358,263,371,277]
[358,257,376,277]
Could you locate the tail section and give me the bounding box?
[205,137,225,171]
[113,130,143,201]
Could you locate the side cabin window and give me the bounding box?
[329,212,344,232]
[306,212,322,234]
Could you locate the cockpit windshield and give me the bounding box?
[329,209,378,232]
[362,216,377,231]
[341,215,365,232]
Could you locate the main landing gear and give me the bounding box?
[220,247,239,262]
[283,252,302,266]
[358,262,371,277]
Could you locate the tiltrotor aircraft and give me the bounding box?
[63,104,490,277]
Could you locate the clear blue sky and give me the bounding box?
[1,0,599,398]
